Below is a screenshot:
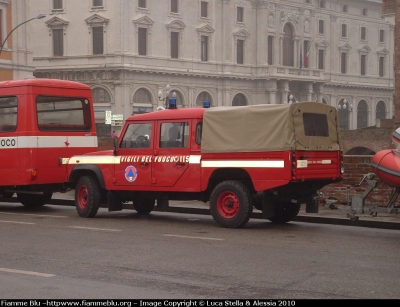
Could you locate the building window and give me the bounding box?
[361,27,366,40]
[92,26,103,55]
[304,40,310,68]
[138,27,147,56]
[343,5,348,12]
[237,7,244,22]
[232,93,247,106]
[283,23,294,67]
[341,24,347,38]
[201,35,208,61]
[268,36,274,65]
[0,10,3,45]
[53,0,62,9]
[380,29,385,43]
[376,101,386,119]
[357,100,368,129]
[362,8,368,16]
[318,49,324,70]
[52,29,63,56]
[305,0,311,4]
[237,39,244,64]
[93,0,103,7]
[341,52,347,74]
[360,54,366,75]
[319,20,324,35]
[138,0,146,8]
[338,99,350,130]
[319,0,326,8]
[196,91,212,106]
[133,88,152,104]
[171,0,178,13]
[379,57,384,77]
[201,1,208,18]
[171,31,179,59]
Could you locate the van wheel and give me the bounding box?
[134,198,155,215]
[17,192,52,208]
[210,180,253,228]
[75,176,101,218]
[267,201,301,224]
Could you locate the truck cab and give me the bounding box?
[65,101,343,228]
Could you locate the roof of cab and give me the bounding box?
[126,107,206,121]
[0,78,90,89]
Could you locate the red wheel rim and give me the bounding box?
[216,191,239,218]
[77,185,88,210]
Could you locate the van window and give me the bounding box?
[303,113,329,137]
[120,123,151,148]
[0,96,17,132]
[37,96,92,131]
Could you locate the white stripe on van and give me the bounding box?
[0,136,98,149]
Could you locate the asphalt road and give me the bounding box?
[1,202,400,299]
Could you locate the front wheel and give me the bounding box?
[267,201,301,224]
[75,176,101,218]
[210,180,253,228]
[17,192,52,208]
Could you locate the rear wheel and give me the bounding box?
[210,180,253,228]
[75,176,101,218]
[267,201,301,224]
[17,192,52,208]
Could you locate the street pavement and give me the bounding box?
[49,190,400,230]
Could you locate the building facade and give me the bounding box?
[0,0,37,80]
[29,0,393,136]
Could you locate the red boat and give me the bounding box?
[371,149,400,187]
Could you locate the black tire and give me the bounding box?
[134,198,155,215]
[267,201,301,224]
[210,180,253,228]
[17,192,52,208]
[75,176,101,218]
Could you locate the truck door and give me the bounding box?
[114,122,153,187]
[152,121,191,187]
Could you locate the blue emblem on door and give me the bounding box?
[124,165,138,182]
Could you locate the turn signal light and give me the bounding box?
[31,169,38,180]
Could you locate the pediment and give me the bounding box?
[315,39,329,47]
[85,14,109,25]
[233,29,250,38]
[377,47,389,55]
[133,15,155,26]
[358,45,371,52]
[45,16,69,27]
[338,42,352,51]
[196,24,215,34]
[166,20,186,30]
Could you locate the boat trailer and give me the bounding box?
[336,173,400,221]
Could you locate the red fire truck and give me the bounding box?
[63,101,343,228]
[0,78,97,207]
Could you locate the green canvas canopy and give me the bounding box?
[201,102,343,153]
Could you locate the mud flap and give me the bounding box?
[261,191,275,218]
[305,193,319,213]
[108,191,123,211]
[157,196,169,208]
